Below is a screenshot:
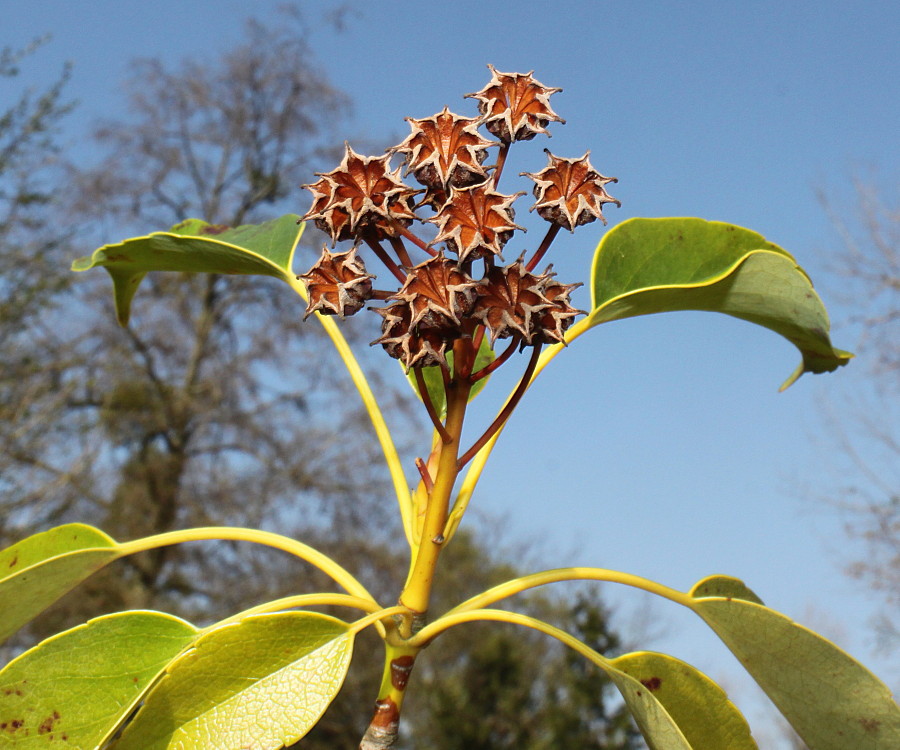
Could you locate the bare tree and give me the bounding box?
[816,177,899,651]
[1,14,399,633]
[0,38,76,531]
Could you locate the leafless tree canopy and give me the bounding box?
[817,178,899,652]
[1,17,394,632]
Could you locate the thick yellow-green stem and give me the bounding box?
[359,642,420,750]
[361,356,472,749]
[397,376,471,626]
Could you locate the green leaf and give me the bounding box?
[0,611,198,748]
[612,651,757,750]
[588,218,852,389]
[407,335,496,418]
[688,574,764,605]
[71,215,304,325]
[111,612,354,749]
[602,666,693,750]
[0,524,121,643]
[690,576,900,749]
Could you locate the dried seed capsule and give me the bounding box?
[392,107,496,189]
[298,246,374,319]
[472,261,582,345]
[372,300,453,371]
[390,254,479,331]
[301,144,418,244]
[466,65,565,143]
[429,184,524,263]
[523,150,620,230]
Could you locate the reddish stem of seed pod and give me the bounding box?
[388,235,414,269]
[471,337,518,381]
[365,237,408,284]
[471,324,486,353]
[492,142,511,188]
[458,343,542,469]
[392,221,438,256]
[525,224,561,273]
[415,457,435,493]
[414,366,452,444]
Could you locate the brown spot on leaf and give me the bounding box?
[640,676,662,691]
[858,717,881,734]
[199,224,230,235]
[8,553,17,568]
[38,711,60,734]
[3,718,25,733]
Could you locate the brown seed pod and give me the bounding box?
[298,246,374,319]
[429,184,524,263]
[301,144,419,244]
[523,150,620,230]
[472,261,582,345]
[466,64,565,143]
[392,107,496,189]
[390,254,479,331]
[372,300,453,371]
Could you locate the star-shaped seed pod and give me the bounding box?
[372,300,452,370]
[466,64,565,144]
[471,261,553,344]
[429,184,524,263]
[301,144,419,244]
[392,107,496,189]
[389,254,479,331]
[532,269,584,344]
[298,246,374,319]
[523,150,620,230]
[472,261,584,345]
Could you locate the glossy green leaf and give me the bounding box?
[0,524,121,643]
[407,334,496,418]
[71,215,304,325]
[588,218,852,389]
[612,651,757,749]
[0,611,198,748]
[690,575,900,749]
[112,612,354,749]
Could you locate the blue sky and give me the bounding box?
[6,1,899,744]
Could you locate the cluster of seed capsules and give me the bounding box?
[298,65,620,372]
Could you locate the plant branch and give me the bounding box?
[525,223,561,272]
[365,237,407,284]
[392,221,437,256]
[414,367,451,443]
[388,235,414,268]
[117,526,379,604]
[457,343,541,469]
[492,143,511,188]
[398,365,471,624]
[472,337,517,381]
[452,317,594,531]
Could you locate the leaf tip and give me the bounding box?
[779,348,855,392]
